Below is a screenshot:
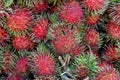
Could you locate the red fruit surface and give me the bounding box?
[59,1,83,24]
[6,75,23,80]
[52,26,76,54]
[95,62,119,80]
[34,0,48,13]
[104,46,118,62]
[86,15,100,25]
[0,27,9,43]
[32,19,48,40]
[82,0,107,11]
[7,9,31,32]
[14,57,29,74]
[33,54,56,76]
[84,28,99,46]
[107,22,120,39]
[12,35,33,50]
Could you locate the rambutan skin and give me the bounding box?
[33,54,56,76]
[32,19,48,40]
[14,57,29,74]
[34,0,48,13]
[12,35,33,50]
[82,0,107,11]
[94,62,119,80]
[0,27,9,43]
[84,28,99,46]
[59,1,83,24]
[106,22,120,39]
[6,75,23,80]
[7,9,31,32]
[52,26,76,54]
[103,46,118,62]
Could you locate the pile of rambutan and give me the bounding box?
[0,0,120,80]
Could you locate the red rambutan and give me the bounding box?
[103,46,118,62]
[84,28,99,46]
[59,1,83,24]
[109,4,120,26]
[12,35,33,50]
[7,9,31,34]
[0,27,9,43]
[32,19,48,40]
[94,62,119,80]
[33,54,56,76]
[82,0,108,12]
[6,74,23,80]
[14,57,29,74]
[106,22,120,39]
[52,26,77,54]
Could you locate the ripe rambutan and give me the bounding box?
[51,26,77,54]
[0,27,9,44]
[14,57,29,74]
[7,9,31,35]
[103,46,118,62]
[34,0,48,13]
[32,19,48,40]
[86,15,100,26]
[82,0,109,12]
[84,28,99,46]
[109,4,120,26]
[59,1,83,24]
[12,35,33,50]
[33,54,56,76]
[106,22,120,39]
[94,62,120,80]
[6,74,23,80]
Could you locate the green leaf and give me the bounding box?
[3,0,13,8]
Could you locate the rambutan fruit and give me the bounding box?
[59,1,83,24]
[51,26,80,54]
[94,62,120,80]
[74,53,98,79]
[82,0,109,13]
[106,22,120,39]
[84,28,99,46]
[86,15,100,26]
[34,0,48,13]
[6,74,24,80]
[109,4,120,26]
[103,46,118,62]
[13,57,29,74]
[33,54,56,77]
[0,27,9,44]
[7,9,31,35]
[32,19,48,40]
[12,35,33,50]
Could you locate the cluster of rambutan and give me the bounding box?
[0,0,120,80]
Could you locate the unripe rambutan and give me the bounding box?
[33,54,56,76]
[106,22,120,39]
[84,28,99,46]
[51,26,78,54]
[14,57,29,74]
[7,9,31,35]
[34,0,48,13]
[103,46,118,62]
[12,35,33,50]
[94,62,120,80]
[86,15,100,26]
[0,27,9,44]
[32,19,48,40]
[109,4,120,26]
[59,1,83,24]
[82,0,109,12]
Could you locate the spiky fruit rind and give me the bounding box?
[59,1,83,24]
[33,53,56,77]
[94,62,120,80]
[7,9,31,36]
